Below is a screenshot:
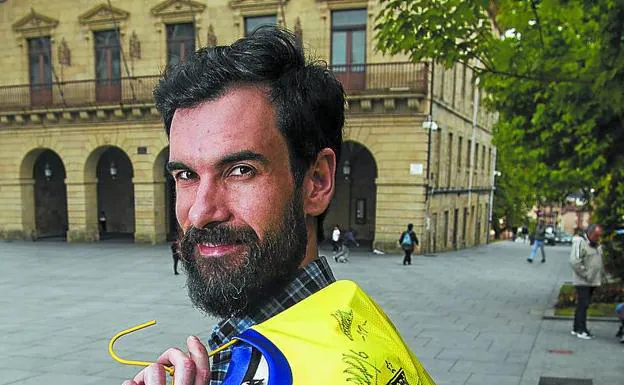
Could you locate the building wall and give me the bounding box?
[0,0,495,250]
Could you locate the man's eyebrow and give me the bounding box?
[216,150,269,168]
[166,161,192,173]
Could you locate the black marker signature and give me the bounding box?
[332,309,354,341]
[342,350,381,385]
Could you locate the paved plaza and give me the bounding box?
[0,239,622,385]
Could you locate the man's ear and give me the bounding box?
[302,148,336,216]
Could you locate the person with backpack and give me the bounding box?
[399,223,419,265]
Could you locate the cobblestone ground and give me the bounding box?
[0,240,621,385]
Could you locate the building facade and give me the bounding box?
[0,0,495,252]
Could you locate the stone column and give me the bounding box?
[0,178,36,240]
[373,179,427,252]
[133,180,166,244]
[66,178,99,242]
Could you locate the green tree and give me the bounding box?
[375,0,624,274]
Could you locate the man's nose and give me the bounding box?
[187,180,231,229]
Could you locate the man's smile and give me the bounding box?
[196,242,243,257]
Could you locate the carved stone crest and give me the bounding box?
[129,30,141,59]
[206,24,217,47]
[58,38,71,66]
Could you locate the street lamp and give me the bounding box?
[342,160,351,180]
[44,162,52,181]
[422,115,438,131]
[109,161,118,180]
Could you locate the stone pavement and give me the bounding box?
[0,239,621,385]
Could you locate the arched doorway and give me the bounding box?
[32,149,68,239]
[154,146,178,241]
[325,141,378,248]
[96,147,135,240]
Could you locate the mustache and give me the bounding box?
[182,224,260,246]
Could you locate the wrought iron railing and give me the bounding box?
[0,62,427,111]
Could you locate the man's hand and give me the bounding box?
[122,336,210,385]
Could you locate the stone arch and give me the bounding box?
[325,140,378,247]
[153,146,178,240]
[84,145,135,240]
[19,147,69,240]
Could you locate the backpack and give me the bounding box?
[401,232,413,247]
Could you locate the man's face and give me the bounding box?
[588,226,604,244]
[167,86,308,318]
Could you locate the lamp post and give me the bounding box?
[487,167,501,244]
[109,161,118,180]
[44,162,52,181]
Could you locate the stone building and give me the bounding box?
[0,0,495,252]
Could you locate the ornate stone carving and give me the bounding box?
[12,10,58,37]
[129,31,141,59]
[58,38,71,66]
[151,0,206,21]
[78,3,129,27]
[294,17,302,42]
[206,24,217,47]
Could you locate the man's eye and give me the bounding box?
[175,170,196,181]
[229,165,254,177]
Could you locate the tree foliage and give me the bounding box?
[376,0,624,274]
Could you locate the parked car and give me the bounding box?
[554,231,573,245]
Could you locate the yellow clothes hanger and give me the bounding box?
[108,320,237,385]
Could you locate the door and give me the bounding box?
[28,37,52,106]
[331,9,366,91]
[95,30,121,103]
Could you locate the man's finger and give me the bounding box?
[156,347,196,385]
[132,363,167,385]
[187,335,211,385]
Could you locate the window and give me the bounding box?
[488,147,492,177]
[475,143,479,171]
[331,9,366,90]
[467,139,472,168]
[458,136,463,168]
[167,23,195,66]
[461,65,467,111]
[94,30,121,103]
[462,207,468,245]
[245,15,276,36]
[28,37,52,106]
[482,145,486,172]
[447,133,453,187]
[451,63,457,107]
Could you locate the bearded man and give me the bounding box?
[122,26,433,385]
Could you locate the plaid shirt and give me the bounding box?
[207,257,335,385]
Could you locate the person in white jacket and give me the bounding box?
[569,224,605,340]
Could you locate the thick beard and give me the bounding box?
[179,191,308,319]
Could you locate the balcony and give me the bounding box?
[0,62,427,114]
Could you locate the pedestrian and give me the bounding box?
[334,228,357,263]
[569,224,605,340]
[331,224,341,252]
[527,219,547,263]
[98,211,107,233]
[121,27,434,385]
[399,223,419,265]
[522,226,529,244]
[170,240,180,275]
[615,303,624,343]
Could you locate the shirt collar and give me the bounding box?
[208,256,335,349]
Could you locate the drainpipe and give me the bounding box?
[424,60,435,254]
[467,77,479,245]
